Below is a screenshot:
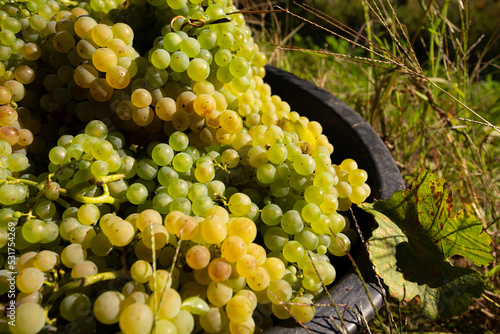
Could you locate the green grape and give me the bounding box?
[157,166,179,186]
[199,306,227,333]
[150,287,182,320]
[118,155,138,179]
[107,220,135,247]
[281,210,304,234]
[197,29,217,49]
[130,259,153,283]
[169,131,189,151]
[328,232,351,256]
[294,154,316,176]
[22,219,47,243]
[16,267,44,293]
[90,232,113,257]
[163,32,182,52]
[167,178,188,199]
[336,181,352,198]
[172,152,193,173]
[269,178,289,198]
[256,163,276,184]
[246,145,268,168]
[136,158,158,180]
[311,214,332,235]
[92,139,114,161]
[294,227,319,251]
[126,183,149,205]
[49,146,66,165]
[10,302,46,334]
[179,37,200,58]
[191,195,213,217]
[85,120,108,139]
[61,243,87,268]
[8,153,29,171]
[91,160,109,177]
[142,223,168,249]
[261,204,282,226]
[170,51,190,72]
[267,144,287,164]
[35,200,56,219]
[194,162,215,183]
[187,58,210,82]
[60,293,92,321]
[229,57,249,77]
[169,197,191,215]
[282,240,305,263]
[94,291,125,325]
[301,203,321,223]
[263,226,289,251]
[214,48,232,67]
[78,203,100,226]
[225,295,253,323]
[187,182,208,200]
[227,192,251,216]
[70,225,96,248]
[151,143,174,166]
[60,218,81,241]
[152,192,173,214]
[350,185,368,204]
[206,281,233,307]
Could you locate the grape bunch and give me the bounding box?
[0,1,372,334]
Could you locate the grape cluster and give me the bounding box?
[0,1,372,333]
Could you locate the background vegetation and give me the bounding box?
[237,0,500,332]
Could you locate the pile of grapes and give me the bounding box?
[0,0,371,333]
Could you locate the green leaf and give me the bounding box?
[361,170,493,320]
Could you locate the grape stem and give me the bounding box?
[71,183,126,205]
[68,174,126,206]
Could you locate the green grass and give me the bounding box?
[242,0,500,332]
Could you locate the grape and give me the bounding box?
[170,51,190,72]
[282,240,305,263]
[107,219,135,246]
[119,301,154,334]
[22,219,48,243]
[163,32,183,52]
[90,232,113,257]
[328,232,351,256]
[60,293,92,321]
[186,244,211,269]
[78,203,100,225]
[130,259,153,283]
[199,306,227,333]
[200,214,227,244]
[70,225,96,248]
[126,183,149,205]
[207,281,233,307]
[85,120,108,139]
[142,223,168,249]
[61,243,87,268]
[172,152,193,172]
[150,288,182,320]
[94,291,125,325]
[10,302,46,334]
[17,267,44,293]
[179,37,200,58]
[289,296,316,322]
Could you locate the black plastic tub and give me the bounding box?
[260,66,405,333]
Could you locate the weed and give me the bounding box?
[240,0,500,331]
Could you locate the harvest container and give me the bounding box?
[261,66,405,333]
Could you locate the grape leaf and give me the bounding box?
[360,171,493,320]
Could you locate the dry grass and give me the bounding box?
[238,0,500,332]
